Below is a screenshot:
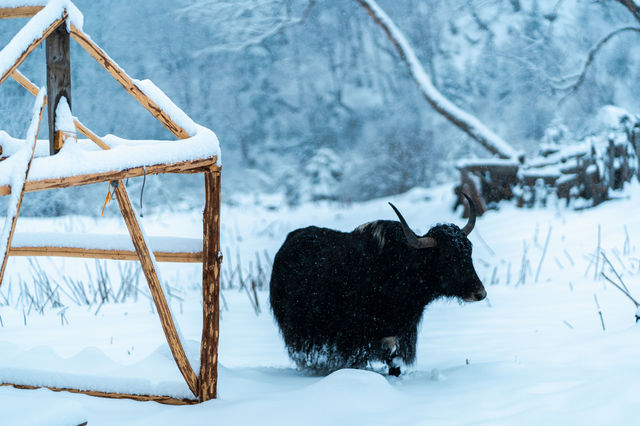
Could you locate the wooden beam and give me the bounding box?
[0,6,44,19]
[0,156,218,196]
[73,120,111,150]
[113,181,199,397]
[46,21,72,154]
[69,24,191,139]
[10,70,112,151]
[0,383,197,405]
[199,170,221,401]
[0,16,66,87]
[0,91,46,288]
[8,246,202,263]
[10,70,42,97]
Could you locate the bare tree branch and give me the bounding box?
[614,0,640,24]
[355,0,519,160]
[561,26,640,99]
[176,0,315,55]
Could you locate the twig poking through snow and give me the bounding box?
[535,227,552,283]
[601,251,630,293]
[601,273,639,307]
[594,294,605,331]
[594,225,601,280]
[623,225,630,255]
[563,248,575,266]
[474,230,495,257]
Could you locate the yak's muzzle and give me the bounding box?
[463,286,487,302]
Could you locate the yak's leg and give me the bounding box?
[382,336,401,376]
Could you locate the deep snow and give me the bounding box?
[0,182,639,425]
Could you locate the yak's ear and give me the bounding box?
[388,203,437,249]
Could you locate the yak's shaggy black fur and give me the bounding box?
[269,214,486,374]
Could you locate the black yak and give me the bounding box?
[269,194,486,376]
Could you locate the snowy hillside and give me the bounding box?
[2,0,640,211]
[1,182,639,425]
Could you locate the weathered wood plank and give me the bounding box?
[0,383,197,405]
[199,170,221,401]
[0,91,46,288]
[0,156,218,196]
[0,6,44,19]
[10,70,42,97]
[73,120,111,150]
[113,181,199,396]
[8,246,202,263]
[46,21,71,154]
[10,69,112,151]
[69,24,191,139]
[0,16,66,86]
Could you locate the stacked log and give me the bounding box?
[455,119,639,213]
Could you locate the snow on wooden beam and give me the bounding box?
[9,246,202,262]
[72,119,110,150]
[0,156,217,196]
[69,24,193,139]
[0,383,197,405]
[0,89,46,288]
[0,2,69,86]
[0,6,44,19]
[11,69,112,150]
[10,69,42,97]
[9,232,203,263]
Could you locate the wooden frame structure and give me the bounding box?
[0,2,221,404]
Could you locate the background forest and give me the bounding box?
[0,0,639,214]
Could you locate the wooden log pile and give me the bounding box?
[455,114,640,214]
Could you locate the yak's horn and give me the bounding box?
[461,193,476,235]
[388,203,437,249]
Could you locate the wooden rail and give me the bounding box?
[11,69,111,151]
[0,156,218,196]
[0,6,44,19]
[0,383,197,405]
[69,24,191,139]
[0,15,66,86]
[9,246,202,263]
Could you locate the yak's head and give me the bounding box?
[389,194,486,302]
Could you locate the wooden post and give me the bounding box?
[199,170,221,401]
[46,22,71,155]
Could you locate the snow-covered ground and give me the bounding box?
[1,182,639,425]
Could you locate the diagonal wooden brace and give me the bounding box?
[112,180,199,396]
[0,91,46,288]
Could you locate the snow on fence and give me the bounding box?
[0,1,221,405]
[456,109,640,215]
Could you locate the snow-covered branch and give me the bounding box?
[355,0,519,160]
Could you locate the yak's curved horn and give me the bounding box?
[461,193,476,236]
[388,203,437,249]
